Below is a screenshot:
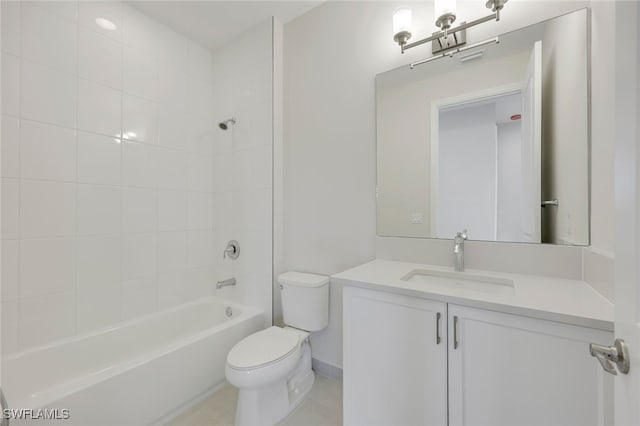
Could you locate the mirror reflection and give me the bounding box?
[376,9,589,245]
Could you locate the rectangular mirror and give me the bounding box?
[376,9,589,245]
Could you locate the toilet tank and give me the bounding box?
[279,271,329,332]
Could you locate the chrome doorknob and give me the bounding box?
[589,338,630,375]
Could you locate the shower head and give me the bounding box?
[219,118,236,130]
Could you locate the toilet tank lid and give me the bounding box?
[278,271,329,288]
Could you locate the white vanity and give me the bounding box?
[334,259,614,426]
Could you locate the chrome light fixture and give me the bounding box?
[393,0,508,54]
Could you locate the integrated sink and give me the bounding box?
[401,269,515,295]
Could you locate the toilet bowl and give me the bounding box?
[225,272,329,426]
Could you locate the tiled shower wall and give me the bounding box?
[0,1,262,354]
[210,20,273,327]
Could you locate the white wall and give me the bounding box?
[284,0,613,370]
[438,103,497,240]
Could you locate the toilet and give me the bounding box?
[225,271,329,426]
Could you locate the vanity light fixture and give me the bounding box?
[393,0,508,54]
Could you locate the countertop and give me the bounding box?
[332,259,614,331]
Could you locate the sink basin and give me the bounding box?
[401,269,515,294]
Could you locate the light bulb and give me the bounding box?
[435,0,456,18]
[392,7,412,46]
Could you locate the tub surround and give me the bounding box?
[333,259,613,331]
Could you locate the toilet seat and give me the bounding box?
[227,327,301,371]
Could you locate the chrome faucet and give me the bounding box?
[216,277,236,289]
[453,229,468,272]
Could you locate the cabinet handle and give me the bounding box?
[454,315,460,349]
[436,312,441,344]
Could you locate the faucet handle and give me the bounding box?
[460,229,468,240]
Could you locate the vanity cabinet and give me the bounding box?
[343,286,448,425]
[448,304,613,426]
[343,286,613,426]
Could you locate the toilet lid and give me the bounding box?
[227,327,300,370]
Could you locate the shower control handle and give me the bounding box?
[223,240,240,260]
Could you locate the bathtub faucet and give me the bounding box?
[216,278,237,289]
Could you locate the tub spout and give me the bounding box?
[216,278,236,289]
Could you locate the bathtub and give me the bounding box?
[2,297,264,425]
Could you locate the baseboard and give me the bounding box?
[312,358,343,381]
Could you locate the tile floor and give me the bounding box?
[167,374,342,426]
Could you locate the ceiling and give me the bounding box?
[130,1,323,51]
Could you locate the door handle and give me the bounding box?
[541,199,559,208]
[453,316,460,349]
[589,338,630,375]
[436,312,441,345]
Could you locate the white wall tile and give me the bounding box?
[1,240,19,302]
[122,232,157,280]
[77,132,122,185]
[77,184,121,236]
[1,178,19,239]
[157,104,187,150]
[76,235,121,290]
[122,187,157,233]
[121,4,157,50]
[123,44,158,101]
[186,266,213,300]
[187,192,212,230]
[158,190,187,231]
[19,291,75,350]
[188,153,213,192]
[76,284,120,332]
[77,79,122,137]
[78,1,123,42]
[22,2,77,73]
[20,120,76,181]
[78,26,122,89]
[250,144,272,189]
[157,270,188,309]
[187,229,213,269]
[122,140,157,188]
[21,60,77,128]
[29,1,78,22]
[20,237,75,298]
[2,300,19,355]
[20,180,75,238]
[212,192,233,230]
[1,115,19,177]
[122,94,158,143]
[121,276,157,320]
[1,1,21,56]
[213,153,233,193]
[157,231,187,273]
[156,148,188,190]
[2,53,20,117]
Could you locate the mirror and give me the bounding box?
[376,9,589,245]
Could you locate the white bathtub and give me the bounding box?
[2,297,264,425]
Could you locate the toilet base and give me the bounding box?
[234,341,314,426]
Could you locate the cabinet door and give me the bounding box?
[343,287,447,426]
[448,304,613,426]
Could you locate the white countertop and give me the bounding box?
[332,259,614,331]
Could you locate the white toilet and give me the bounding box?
[225,271,329,426]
